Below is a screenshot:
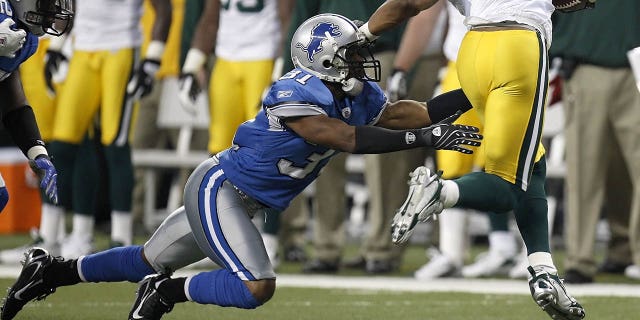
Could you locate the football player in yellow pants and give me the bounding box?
[364,1,586,319]
[45,0,173,258]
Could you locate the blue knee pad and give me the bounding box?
[0,187,8,212]
[188,269,261,309]
[80,246,155,282]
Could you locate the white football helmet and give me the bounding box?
[291,13,380,95]
[9,0,74,36]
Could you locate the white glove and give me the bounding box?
[0,18,26,58]
[386,69,407,102]
[178,48,207,115]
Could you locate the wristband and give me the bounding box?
[47,33,68,51]
[182,48,207,73]
[358,22,380,42]
[145,40,166,60]
[27,146,48,160]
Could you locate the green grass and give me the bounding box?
[0,231,639,319]
[1,280,637,320]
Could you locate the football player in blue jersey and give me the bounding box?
[0,0,73,213]
[1,13,481,320]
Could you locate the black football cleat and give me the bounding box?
[129,274,174,320]
[1,247,59,320]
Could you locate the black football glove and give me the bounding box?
[177,72,202,115]
[127,58,160,100]
[421,111,482,154]
[44,50,68,96]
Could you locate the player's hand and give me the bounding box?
[127,58,160,100]
[386,69,407,102]
[0,18,26,58]
[422,111,482,154]
[178,72,201,115]
[548,58,563,107]
[44,50,68,96]
[28,155,58,204]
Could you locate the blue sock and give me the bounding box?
[80,246,155,282]
[188,269,260,309]
[0,187,8,212]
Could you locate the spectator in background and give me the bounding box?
[550,1,640,283]
[42,0,173,258]
[131,0,208,234]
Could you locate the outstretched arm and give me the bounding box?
[377,88,473,129]
[360,0,439,41]
[284,107,480,155]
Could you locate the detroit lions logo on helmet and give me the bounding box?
[295,22,342,62]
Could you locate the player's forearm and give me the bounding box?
[366,0,439,36]
[377,89,472,129]
[190,0,220,55]
[149,0,172,42]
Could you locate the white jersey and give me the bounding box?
[216,0,281,61]
[443,2,468,62]
[73,0,143,51]
[448,0,554,46]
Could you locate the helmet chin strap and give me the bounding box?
[341,78,363,96]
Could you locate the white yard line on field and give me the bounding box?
[0,265,638,297]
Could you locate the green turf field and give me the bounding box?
[0,279,637,320]
[1,232,639,319]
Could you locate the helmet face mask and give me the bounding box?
[10,0,74,36]
[291,13,381,87]
[334,43,381,82]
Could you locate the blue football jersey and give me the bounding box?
[0,2,39,81]
[218,68,387,211]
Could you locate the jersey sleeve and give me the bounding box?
[360,81,389,125]
[263,70,334,121]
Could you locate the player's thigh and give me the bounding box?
[144,206,206,273]
[241,59,273,119]
[52,51,101,143]
[100,48,136,146]
[458,29,546,188]
[184,157,275,280]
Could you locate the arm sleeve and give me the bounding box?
[353,125,431,154]
[1,105,47,159]
[426,88,472,123]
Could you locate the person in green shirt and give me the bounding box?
[550,0,640,283]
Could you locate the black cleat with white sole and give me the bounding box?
[1,247,59,320]
[129,274,174,320]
